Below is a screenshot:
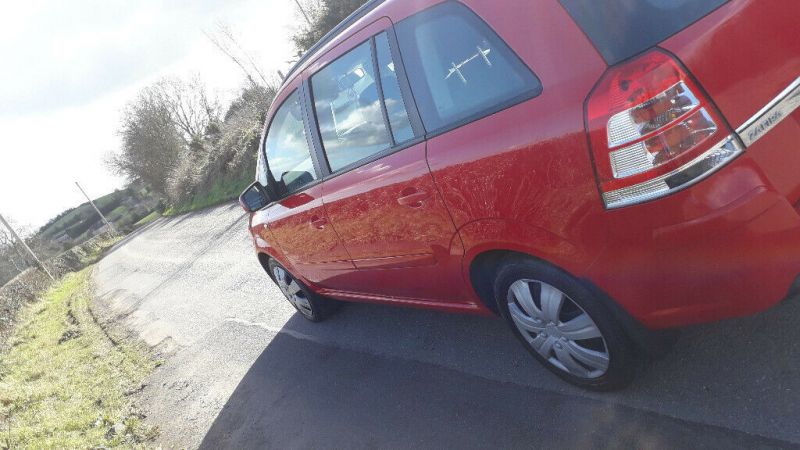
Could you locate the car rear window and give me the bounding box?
[395,1,542,134]
[559,0,729,65]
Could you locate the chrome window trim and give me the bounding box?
[736,76,800,147]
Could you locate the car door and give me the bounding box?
[306,22,473,306]
[255,83,354,286]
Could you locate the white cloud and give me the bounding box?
[0,0,298,229]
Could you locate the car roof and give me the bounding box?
[281,0,392,86]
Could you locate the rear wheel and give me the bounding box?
[493,259,638,390]
[268,260,340,322]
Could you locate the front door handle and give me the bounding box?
[309,216,328,230]
[397,188,430,208]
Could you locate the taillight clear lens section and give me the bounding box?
[609,108,717,179]
[587,49,741,208]
[607,82,700,147]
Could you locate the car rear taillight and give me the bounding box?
[587,49,743,208]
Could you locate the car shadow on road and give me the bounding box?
[195,293,800,449]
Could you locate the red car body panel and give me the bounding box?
[584,0,800,328]
[265,184,356,285]
[248,0,800,329]
[662,0,800,205]
[320,140,474,305]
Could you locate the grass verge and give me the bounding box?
[0,269,157,448]
[163,173,251,217]
[132,211,161,228]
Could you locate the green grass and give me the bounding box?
[81,236,124,267]
[106,205,129,223]
[40,190,127,239]
[164,173,252,217]
[0,269,158,448]
[40,209,86,239]
[133,211,161,228]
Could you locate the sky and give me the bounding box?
[0,0,298,230]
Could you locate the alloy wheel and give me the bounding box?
[507,279,610,379]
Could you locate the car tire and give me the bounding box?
[267,259,341,322]
[493,258,638,391]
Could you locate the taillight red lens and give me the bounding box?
[587,49,740,208]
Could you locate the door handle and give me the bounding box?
[397,188,430,208]
[309,216,328,230]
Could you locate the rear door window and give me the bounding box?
[311,39,406,172]
[395,1,542,133]
[559,0,729,64]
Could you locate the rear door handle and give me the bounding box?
[397,188,430,208]
[309,216,328,230]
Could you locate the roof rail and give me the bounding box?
[283,0,389,83]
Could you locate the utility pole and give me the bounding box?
[0,213,54,280]
[293,0,314,27]
[75,181,117,236]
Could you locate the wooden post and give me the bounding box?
[0,213,54,280]
[75,181,117,236]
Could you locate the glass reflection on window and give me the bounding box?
[264,90,317,195]
[312,41,392,172]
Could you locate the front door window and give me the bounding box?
[264,90,318,196]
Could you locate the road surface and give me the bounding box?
[94,203,800,449]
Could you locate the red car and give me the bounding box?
[240,0,800,389]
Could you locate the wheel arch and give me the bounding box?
[256,250,319,293]
[459,218,597,314]
[468,248,673,356]
[257,252,276,282]
[459,219,673,356]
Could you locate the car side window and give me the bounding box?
[311,35,413,173]
[395,1,543,133]
[264,90,318,196]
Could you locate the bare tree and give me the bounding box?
[107,22,290,208]
[107,77,222,199]
[0,218,33,286]
[205,22,270,87]
[291,0,367,56]
[0,229,28,273]
[152,77,221,151]
[108,87,185,196]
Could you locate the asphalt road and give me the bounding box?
[94,203,800,449]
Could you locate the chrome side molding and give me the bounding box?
[736,77,800,147]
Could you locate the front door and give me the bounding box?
[267,184,353,285]
[258,88,353,285]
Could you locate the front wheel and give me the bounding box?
[268,260,340,322]
[494,259,638,390]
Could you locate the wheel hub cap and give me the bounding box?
[273,266,313,317]
[507,279,610,379]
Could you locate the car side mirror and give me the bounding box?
[239,182,272,213]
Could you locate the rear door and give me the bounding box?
[308,21,472,305]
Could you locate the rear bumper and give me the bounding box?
[585,150,800,329]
